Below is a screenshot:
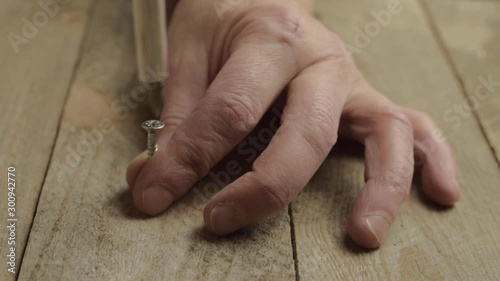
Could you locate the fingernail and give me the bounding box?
[210,204,245,235]
[365,214,390,244]
[141,185,174,215]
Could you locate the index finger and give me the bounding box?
[133,45,296,215]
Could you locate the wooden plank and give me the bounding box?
[18,1,295,280]
[0,1,91,280]
[423,0,500,163]
[292,0,500,280]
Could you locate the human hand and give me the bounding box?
[126,0,460,248]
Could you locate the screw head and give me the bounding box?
[142,120,165,132]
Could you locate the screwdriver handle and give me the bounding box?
[132,0,168,117]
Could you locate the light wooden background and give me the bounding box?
[1,0,499,280]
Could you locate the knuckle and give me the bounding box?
[300,98,338,159]
[326,31,344,48]
[376,107,413,134]
[161,113,186,131]
[302,30,353,66]
[245,3,303,47]
[382,171,410,199]
[169,132,216,179]
[369,171,409,201]
[208,90,261,137]
[324,32,350,60]
[253,172,292,210]
[409,110,442,160]
[413,110,435,128]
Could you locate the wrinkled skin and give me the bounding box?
[126,0,460,249]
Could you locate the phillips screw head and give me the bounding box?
[142,120,165,157]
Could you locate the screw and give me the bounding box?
[142,120,165,157]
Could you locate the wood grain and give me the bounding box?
[18,1,295,280]
[7,0,500,280]
[292,0,500,280]
[423,0,500,163]
[0,1,91,280]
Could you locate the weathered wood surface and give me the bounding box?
[2,0,499,280]
[0,1,91,280]
[18,1,294,280]
[424,0,500,163]
[292,0,500,280]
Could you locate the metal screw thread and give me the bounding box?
[142,120,164,157]
[146,133,158,157]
